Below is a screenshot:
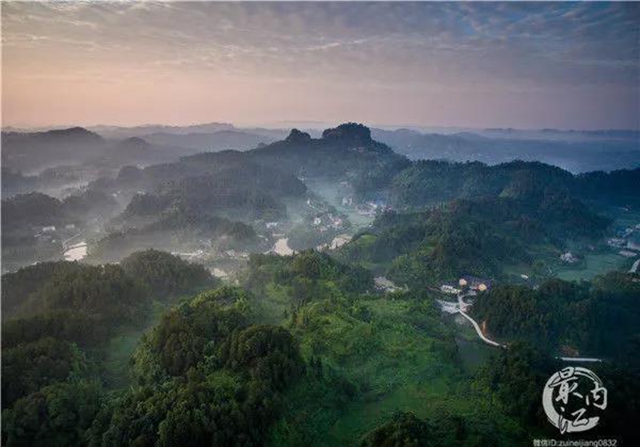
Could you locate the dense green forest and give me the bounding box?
[390,160,640,210]
[6,248,638,446]
[471,272,640,367]
[1,251,221,445]
[338,189,610,287]
[88,288,304,446]
[474,343,640,444]
[0,251,450,445]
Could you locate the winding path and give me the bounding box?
[306,198,324,213]
[457,294,505,348]
[450,292,602,362]
[62,231,84,250]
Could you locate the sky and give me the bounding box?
[2,1,639,130]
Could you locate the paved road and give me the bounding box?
[457,294,505,348]
[306,198,324,213]
[450,292,602,362]
[62,231,84,250]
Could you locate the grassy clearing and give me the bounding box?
[323,375,471,445]
[455,336,494,374]
[101,295,200,388]
[102,327,147,388]
[556,252,624,281]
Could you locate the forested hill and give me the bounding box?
[246,123,411,196]
[389,159,640,209]
[2,120,639,445]
[1,128,184,173]
[1,250,214,323]
[49,123,640,216]
[244,123,638,206]
[4,122,637,273]
[337,189,611,287]
[159,123,638,206]
[1,127,104,172]
[471,272,640,368]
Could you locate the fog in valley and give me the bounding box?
[2,2,639,446]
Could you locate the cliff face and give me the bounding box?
[321,123,373,146]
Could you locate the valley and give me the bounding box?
[2,122,639,446]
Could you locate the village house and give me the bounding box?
[458,275,493,292]
[607,238,626,248]
[560,252,579,264]
[440,284,461,295]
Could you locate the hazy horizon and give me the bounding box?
[3,2,639,130]
[4,120,640,134]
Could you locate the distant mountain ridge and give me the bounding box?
[5,121,638,174]
[0,125,291,175]
[141,130,282,151]
[2,127,107,172]
[371,128,640,173]
[87,122,235,139]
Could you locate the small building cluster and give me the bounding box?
[355,200,390,217]
[342,196,354,207]
[607,223,640,259]
[458,276,493,292]
[311,212,345,232]
[560,251,579,264]
[440,284,461,295]
[607,238,627,248]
